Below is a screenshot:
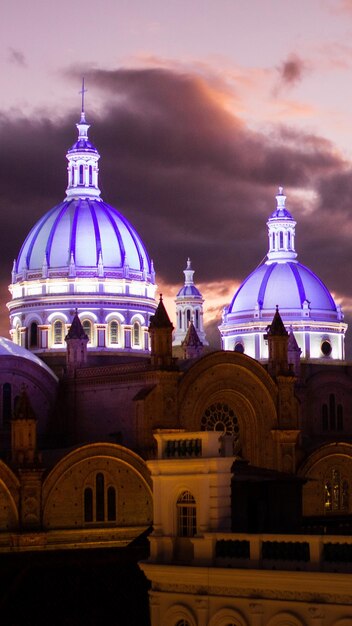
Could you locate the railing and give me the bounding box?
[192,533,352,572]
[165,439,202,458]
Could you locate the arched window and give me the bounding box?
[109,320,119,345]
[133,322,140,346]
[53,320,64,344]
[79,164,84,185]
[186,309,191,325]
[82,320,92,343]
[29,322,38,348]
[195,309,199,329]
[2,383,11,427]
[177,491,196,537]
[287,231,291,248]
[179,310,182,329]
[71,165,75,185]
[89,165,93,186]
[201,402,241,454]
[279,231,284,248]
[324,468,349,513]
[272,233,275,249]
[84,474,117,524]
[321,394,343,431]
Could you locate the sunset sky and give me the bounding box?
[2,0,352,349]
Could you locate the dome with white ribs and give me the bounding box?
[219,188,347,361]
[8,97,157,355]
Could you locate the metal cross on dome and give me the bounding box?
[79,78,87,114]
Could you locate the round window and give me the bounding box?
[200,402,241,454]
[234,342,244,353]
[321,340,332,356]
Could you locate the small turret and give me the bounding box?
[65,311,89,373]
[265,306,289,377]
[149,295,174,369]
[173,258,208,347]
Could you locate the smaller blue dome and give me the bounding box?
[177,285,201,297]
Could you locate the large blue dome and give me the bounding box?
[9,106,157,356]
[16,197,152,277]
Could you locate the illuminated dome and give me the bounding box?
[219,189,347,360]
[8,93,157,355]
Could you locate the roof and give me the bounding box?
[228,260,338,321]
[65,313,89,340]
[0,337,58,381]
[182,321,203,347]
[149,296,173,329]
[266,307,288,336]
[15,197,153,279]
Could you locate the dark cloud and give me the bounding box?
[7,48,27,68]
[276,54,306,88]
[0,66,351,350]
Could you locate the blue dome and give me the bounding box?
[177,285,201,297]
[16,197,152,277]
[229,260,339,322]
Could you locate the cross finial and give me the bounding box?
[79,78,87,116]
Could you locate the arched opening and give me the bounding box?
[89,165,93,186]
[177,491,196,537]
[195,309,199,329]
[79,164,84,185]
[84,473,117,524]
[53,320,64,344]
[186,309,191,325]
[96,473,105,522]
[29,322,38,348]
[109,320,119,345]
[324,468,349,513]
[279,231,284,248]
[133,322,140,347]
[82,320,92,343]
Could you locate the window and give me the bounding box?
[53,320,64,344]
[133,322,140,346]
[177,491,196,537]
[272,233,275,249]
[71,165,75,185]
[179,310,182,329]
[287,231,291,248]
[321,339,332,356]
[195,309,199,329]
[89,165,93,186]
[84,473,116,523]
[2,383,11,428]
[29,322,38,348]
[186,309,191,325]
[82,320,92,343]
[109,320,119,344]
[79,164,84,185]
[322,394,343,431]
[324,468,348,513]
[279,231,284,248]
[234,342,244,353]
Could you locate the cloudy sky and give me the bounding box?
[2,0,352,349]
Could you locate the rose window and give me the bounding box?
[200,402,241,453]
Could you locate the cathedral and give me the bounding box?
[1,97,352,623]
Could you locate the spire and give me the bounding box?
[267,187,297,263]
[181,320,203,359]
[266,305,288,337]
[149,295,174,369]
[65,82,101,199]
[149,294,174,329]
[65,310,88,340]
[265,306,289,377]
